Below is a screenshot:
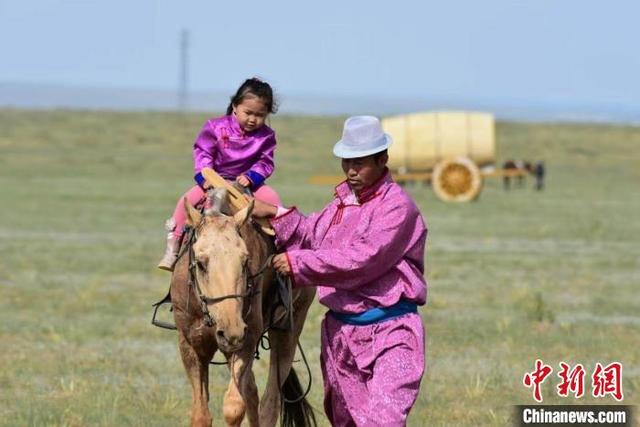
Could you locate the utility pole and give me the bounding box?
[178,29,189,112]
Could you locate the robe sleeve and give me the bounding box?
[247,131,276,180]
[285,200,425,290]
[193,121,217,174]
[270,206,330,251]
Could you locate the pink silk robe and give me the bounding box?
[270,171,428,426]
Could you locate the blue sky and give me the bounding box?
[1,0,638,111]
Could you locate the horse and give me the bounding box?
[532,161,545,191]
[169,190,317,427]
[502,160,545,191]
[502,159,531,190]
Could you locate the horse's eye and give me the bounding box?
[197,260,207,271]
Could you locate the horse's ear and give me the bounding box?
[233,199,254,229]
[183,197,202,227]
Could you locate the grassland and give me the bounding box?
[0,109,639,426]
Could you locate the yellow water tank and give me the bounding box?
[383,111,496,172]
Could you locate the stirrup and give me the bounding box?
[151,289,176,330]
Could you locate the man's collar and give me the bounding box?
[334,168,392,204]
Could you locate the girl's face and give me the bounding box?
[233,96,268,133]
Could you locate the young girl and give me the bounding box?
[158,78,282,271]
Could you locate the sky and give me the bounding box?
[1,0,639,115]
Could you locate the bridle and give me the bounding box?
[184,218,271,328]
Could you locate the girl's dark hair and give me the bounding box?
[226,77,278,115]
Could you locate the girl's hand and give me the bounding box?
[236,175,251,187]
[272,253,291,275]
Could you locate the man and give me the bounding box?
[252,116,428,426]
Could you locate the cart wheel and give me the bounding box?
[432,157,482,202]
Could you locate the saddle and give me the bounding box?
[200,167,274,236]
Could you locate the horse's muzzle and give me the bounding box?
[215,325,248,352]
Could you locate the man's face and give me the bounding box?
[341,153,388,193]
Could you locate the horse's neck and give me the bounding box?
[242,222,275,271]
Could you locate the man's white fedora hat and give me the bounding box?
[333,116,393,159]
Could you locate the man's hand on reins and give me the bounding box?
[272,253,291,276]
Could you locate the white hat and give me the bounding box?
[333,116,393,159]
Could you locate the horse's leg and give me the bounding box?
[179,332,213,427]
[259,329,293,427]
[259,289,315,427]
[222,348,259,427]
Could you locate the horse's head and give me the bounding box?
[184,190,254,352]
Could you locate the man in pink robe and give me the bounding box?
[253,116,427,426]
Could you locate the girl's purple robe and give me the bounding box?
[270,171,428,426]
[192,114,275,187]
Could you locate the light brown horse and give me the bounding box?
[170,193,316,427]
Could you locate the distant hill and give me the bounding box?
[1,82,639,123]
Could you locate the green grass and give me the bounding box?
[1,109,639,426]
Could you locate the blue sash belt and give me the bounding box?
[329,300,417,326]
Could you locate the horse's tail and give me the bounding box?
[280,367,317,427]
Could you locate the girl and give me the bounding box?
[158,78,282,271]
